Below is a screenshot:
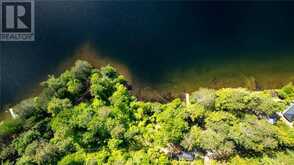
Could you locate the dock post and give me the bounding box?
[9,108,18,119]
[185,93,190,106]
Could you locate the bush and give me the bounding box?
[275,121,294,148]
[12,130,41,154]
[183,103,206,124]
[0,118,23,141]
[70,60,93,81]
[260,150,294,165]
[181,126,201,151]
[278,83,294,103]
[229,155,259,165]
[58,151,85,165]
[67,79,83,96]
[15,155,35,165]
[23,140,38,156]
[0,145,17,162]
[33,142,61,164]
[191,88,216,109]
[12,98,36,119]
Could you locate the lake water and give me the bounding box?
[1,1,294,120]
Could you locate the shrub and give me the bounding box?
[15,155,35,165]
[0,145,17,162]
[0,118,23,141]
[181,126,201,151]
[67,79,83,96]
[58,151,86,165]
[33,142,61,164]
[23,140,38,156]
[12,98,36,119]
[278,83,294,103]
[229,155,259,165]
[70,60,92,81]
[12,130,41,154]
[184,103,206,124]
[191,88,216,109]
[275,121,294,148]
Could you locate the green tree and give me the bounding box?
[215,88,251,112]
[70,60,93,81]
[12,130,41,154]
[181,126,201,151]
[0,118,23,142]
[199,129,235,159]
[67,79,83,96]
[248,92,285,117]
[2,61,294,164]
[154,99,188,146]
[90,65,126,101]
[230,115,279,153]
[47,98,72,116]
[33,142,61,165]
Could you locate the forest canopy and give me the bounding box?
[0,60,294,165]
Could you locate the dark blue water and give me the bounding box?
[1,1,294,112]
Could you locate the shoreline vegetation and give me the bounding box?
[1,43,294,119]
[0,60,294,164]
